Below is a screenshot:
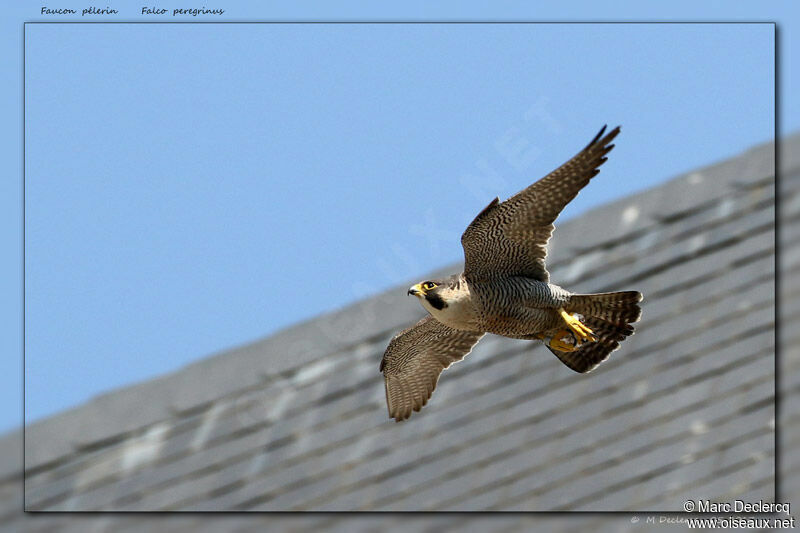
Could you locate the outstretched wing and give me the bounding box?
[380,316,485,421]
[461,125,620,282]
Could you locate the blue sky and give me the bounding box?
[2,3,794,433]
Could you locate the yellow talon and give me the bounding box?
[558,308,597,343]
[549,329,578,352]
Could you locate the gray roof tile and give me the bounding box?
[4,133,792,527]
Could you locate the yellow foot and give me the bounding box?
[549,329,578,352]
[558,308,597,343]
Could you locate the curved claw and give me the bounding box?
[558,308,597,343]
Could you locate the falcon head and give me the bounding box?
[408,279,448,310]
[407,274,468,312]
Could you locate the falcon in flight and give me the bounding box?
[380,125,642,421]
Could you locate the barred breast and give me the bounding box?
[468,277,572,336]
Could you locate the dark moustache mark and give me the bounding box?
[426,292,448,311]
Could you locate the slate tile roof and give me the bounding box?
[2,133,793,531]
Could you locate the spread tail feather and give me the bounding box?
[568,291,643,325]
[548,291,642,373]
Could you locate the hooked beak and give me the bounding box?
[407,283,423,297]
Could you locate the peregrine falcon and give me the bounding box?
[380,125,642,421]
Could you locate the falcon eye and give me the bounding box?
[422,281,437,291]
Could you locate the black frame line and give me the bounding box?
[20,21,779,517]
